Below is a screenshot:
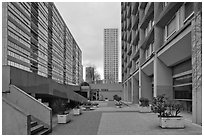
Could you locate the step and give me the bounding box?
[36,128,50,135]
[31,121,37,127]
[31,124,44,135]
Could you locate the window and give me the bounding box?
[166,16,176,38]
[184,2,194,23]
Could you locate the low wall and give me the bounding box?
[2,97,31,135]
[99,91,123,101]
[3,85,52,130]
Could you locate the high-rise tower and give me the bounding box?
[104,28,119,83]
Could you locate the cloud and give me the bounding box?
[55,2,121,81]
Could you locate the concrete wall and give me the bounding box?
[2,2,8,66]
[132,77,139,103]
[99,91,123,101]
[3,66,87,103]
[154,57,173,99]
[192,6,202,125]
[2,98,31,135]
[3,85,52,130]
[2,66,10,92]
[140,70,153,101]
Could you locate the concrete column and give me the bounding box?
[127,80,132,102]
[2,2,8,65]
[154,55,173,99]
[139,68,142,99]
[132,76,139,104]
[192,4,202,125]
[123,83,127,101]
[140,70,152,101]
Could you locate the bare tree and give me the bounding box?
[86,65,101,83]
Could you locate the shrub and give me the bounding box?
[151,94,183,117]
[113,95,122,102]
[51,99,67,114]
[139,97,149,107]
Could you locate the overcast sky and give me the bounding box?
[55,2,121,81]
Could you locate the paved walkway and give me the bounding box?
[49,101,202,135]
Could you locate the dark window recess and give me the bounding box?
[173,74,192,85]
[184,2,194,20]
[174,85,192,99]
[172,59,192,75]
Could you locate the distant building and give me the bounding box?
[104,28,119,83]
[90,83,123,101]
[85,67,95,84]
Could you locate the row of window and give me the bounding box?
[8,3,30,28]
[8,31,30,49]
[8,50,30,64]
[15,2,31,17]
[8,60,30,72]
[8,10,30,33]
[8,40,30,57]
[165,2,194,41]
[8,21,30,42]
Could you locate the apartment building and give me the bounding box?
[121,2,202,125]
[2,2,83,86]
[104,28,119,83]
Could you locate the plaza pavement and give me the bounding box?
[49,101,202,135]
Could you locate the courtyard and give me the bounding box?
[50,101,202,135]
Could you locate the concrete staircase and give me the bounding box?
[30,121,49,135]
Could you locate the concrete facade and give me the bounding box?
[2,2,83,85]
[121,2,202,125]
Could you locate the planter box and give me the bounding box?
[57,114,70,124]
[73,108,81,115]
[139,106,151,113]
[159,116,184,128]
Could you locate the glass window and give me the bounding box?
[184,2,194,20]
[166,16,176,37]
[184,2,194,23]
[174,85,192,99]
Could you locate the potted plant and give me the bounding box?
[57,111,70,124]
[139,97,151,112]
[52,99,70,124]
[151,94,184,128]
[73,105,81,115]
[114,95,122,108]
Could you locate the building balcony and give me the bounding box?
[141,55,154,76]
[157,21,192,67]
[131,29,139,46]
[140,2,154,29]
[128,60,132,68]
[127,44,132,56]
[131,2,139,15]
[139,2,147,9]
[131,47,139,61]
[127,18,131,31]
[139,27,154,50]
[127,5,131,18]
[131,13,139,30]
[127,31,132,43]
[156,2,183,27]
